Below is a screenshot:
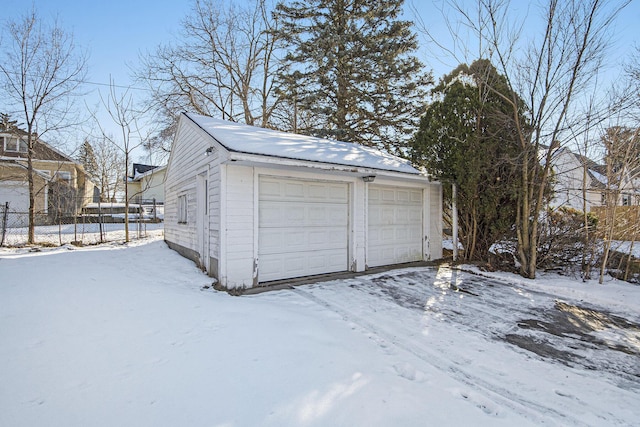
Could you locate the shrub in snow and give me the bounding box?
[536,207,598,274]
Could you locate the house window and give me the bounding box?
[3,136,28,153]
[177,194,188,224]
[622,194,631,206]
[53,171,72,182]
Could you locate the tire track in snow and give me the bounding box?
[291,285,594,427]
[367,269,640,387]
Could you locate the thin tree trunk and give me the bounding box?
[27,133,35,244]
[124,151,129,243]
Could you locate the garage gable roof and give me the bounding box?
[185,113,420,174]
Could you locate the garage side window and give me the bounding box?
[177,194,187,224]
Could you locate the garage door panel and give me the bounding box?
[260,178,347,202]
[259,227,347,254]
[259,249,346,282]
[381,189,395,202]
[284,182,305,198]
[396,190,410,202]
[259,254,305,279]
[396,208,409,222]
[409,207,422,222]
[259,180,281,197]
[260,203,348,228]
[396,227,410,240]
[307,204,348,224]
[259,177,349,282]
[260,204,304,226]
[368,185,423,267]
[329,185,349,200]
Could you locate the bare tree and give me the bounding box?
[0,9,88,243]
[572,98,601,281]
[597,126,640,283]
[419,0,629,278]
[94,79,154,242]
[89,136,126,202]
[136,0,281,153]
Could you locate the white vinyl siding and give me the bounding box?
[222,165,255,287]
[367,185,423,267]
[164,120,220,261]
[428,183,443,260]
[258,176,349,282]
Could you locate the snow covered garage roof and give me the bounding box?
[185,112,420,174]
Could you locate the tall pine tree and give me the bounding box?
[274,0,431,153]
[0,113,21,133]
[77,139,99,180]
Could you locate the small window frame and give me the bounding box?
[177,194,188,224]
[3,136,28,153]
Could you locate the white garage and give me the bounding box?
[164,113,442,290]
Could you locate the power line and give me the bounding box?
[0,69,148,91]
[83,80,147,91]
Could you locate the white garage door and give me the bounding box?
[0,181,30,227]
[368,185,423,267]
[259,176,349,282]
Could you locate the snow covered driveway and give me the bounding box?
[298,267,640,425]
[1,238,639,426]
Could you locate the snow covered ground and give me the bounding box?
[1,236,639,426]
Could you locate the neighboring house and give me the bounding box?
[0,129,95,225]
[127,163,166,204]
[165,113,442,290]
[549,146,640,212]
[548,147,605,212]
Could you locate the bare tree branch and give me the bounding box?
[0,8,88,243]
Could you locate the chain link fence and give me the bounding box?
[0,197,164,247]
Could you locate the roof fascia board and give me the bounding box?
[225,151,432,182]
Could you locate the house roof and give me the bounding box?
[132,163,159,176]
[550,146,607,190]
[185,113,420,175]
[130,164,167,182]
[0,131,79,164]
